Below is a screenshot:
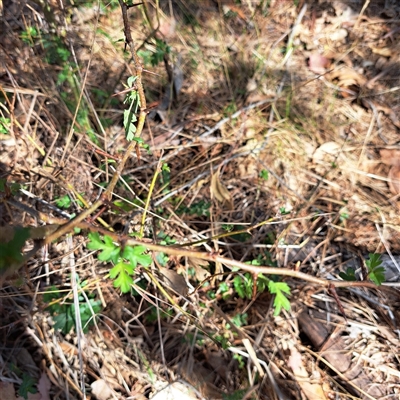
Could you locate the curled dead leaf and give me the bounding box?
[211,170,233,210]
[369,46,392,57]
[187,257,210,281]
[288,346,328,400]
[159,266,188,296]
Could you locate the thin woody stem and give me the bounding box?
[46,1,147,242]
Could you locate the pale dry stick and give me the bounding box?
[363,99,388,143]
[22,90,38,135]
[354,0,371,30]
[0,86,47,96]
[242,338,264,378]
[280,4,307,67]
[357,109,375,169]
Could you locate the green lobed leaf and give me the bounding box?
[273,290,291,316]
[18,373,37,399]
[110,261,134,293]
[339,267,356,281]
[369,266,385,286]
[55,194,72,209]
[365,253,382,270]
[53,307,74,334]
[122,245,152,267]
[365,253,385,285]
[268,281,291,316]
[87,233,121,263]
[233,276,245,298]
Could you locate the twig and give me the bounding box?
[45,1,148,242]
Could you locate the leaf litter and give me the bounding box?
[1,0,400,399]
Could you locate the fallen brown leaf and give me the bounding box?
[388,166,400,195]
[379,149,400,167]
[159,266,188,296]
[210,170,233,209]
[308,53,331,74]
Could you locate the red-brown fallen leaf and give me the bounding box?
[308,53,331,74]
[37,372,51,400]
[388,166,400,195]
[379,149,400,167]
[0,382,17,400]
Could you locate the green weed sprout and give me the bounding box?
[87,232,152,293]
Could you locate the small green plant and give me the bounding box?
[157,231,176,245]
[339,267,356,282]
[259,169,269,181]
[55,194,84,209]
[279,207,291,215]
[218,281,230,299]
[222,224,234,232]
[123,76,140,141]
[340,253,385,285]
[233,271,291,316]
[365,253,385,285]
[177,200,211,217]
[138,38,170,67]
[18,373,38,399]
[44,282,102,334]
[87,232,152,293]
[20,26,39,44]
[0,116,11,134]
[223,102,237,116]
[8,363,38,399]
[233,353,245,369]
[233,273,253,299]
[231,313,248,327]
[0,227,30,272]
